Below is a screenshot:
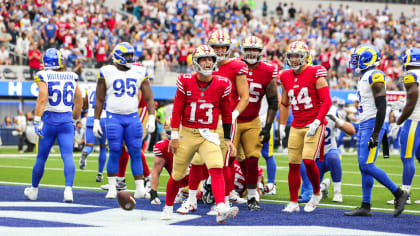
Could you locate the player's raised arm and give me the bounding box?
[72,83,83,120]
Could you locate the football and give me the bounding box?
[117,191,136,211]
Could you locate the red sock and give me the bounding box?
[228,164,235,193]
[141,152,150,177]
[303,159,321,194]
[289,163,301,202]
[223,166,231,196]
[189,164,203,190]
[239,160,247,178]
[165,176,180,206]
[246,157,259,186]
[209,168,225,205]
[202,165,209,180]
[118,147,129,177]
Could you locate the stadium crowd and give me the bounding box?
[0,0,418,88]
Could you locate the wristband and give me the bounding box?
[34,116,41,123]
[336,118,344,127]
[232,109,240,121]
[171,130,179,139]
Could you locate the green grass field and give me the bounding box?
[0,146,419,215]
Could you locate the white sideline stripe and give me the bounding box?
[3,180,420,214]
[260,198,420,214]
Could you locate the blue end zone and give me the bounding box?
[1,185,419,234]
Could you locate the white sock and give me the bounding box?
[225,195,229,205]
[135,179,145,189]
[248,188,257,199]
[108,177,117,187]
[65,186,72,191]
[333,182,341,193]
[216,202,226,211]
[402,185,411,193]
[189,190,197,200]
[117,177,125,182]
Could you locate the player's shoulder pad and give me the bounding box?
[403,71,418,84]
[368,70,386,87]
[98,65,113,79]
[34,70,46,83]
[313,65,327,78]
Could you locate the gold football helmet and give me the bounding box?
[208,30,232,62]
[192,45,217,76]
[286,41,309,70]
[241,36,264,64]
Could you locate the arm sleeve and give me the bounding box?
[171,77,186,129]
[315,86,332,121]
[373,96,386,134]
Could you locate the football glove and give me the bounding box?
[279,124,286,140]
[368,132,379,149]
[259,125,271,144]
[327,106,344,127]
[390,124,400,140]
[146,115,156,133]
[305,119,321,137]
[93,119,103,138]
[33,122,43,139]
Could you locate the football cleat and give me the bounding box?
[216,205,239,224]
[263,183,277,195]
[96,173,103,183]
[105,186,117,199]
[387,192,411,205]
[247,197,261,211]
[332,192,343,203]
[304,194,322,212]
[79,151,88,170]
[206,205,218,216]
[229,191,247,204]
[344,207,372,216]
[24,187,38,201]
[134,185,150,199]
[116,179,127,191]
[176,198,197,214]
[282,202,300,213]
[63,187,73,202]
[160,205,173,220]
[144,176,151,193]
[320,178,331,199]
[151,197,161,205]
[394,190,409,217]
[174,189,184,203]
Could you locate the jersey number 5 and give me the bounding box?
[48,81,74,106]
[249,82,262,103]
[288,87,313,110]
[189,102,214,125]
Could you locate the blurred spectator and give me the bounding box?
[95,37,108,68]
[41,17,57,49]
[28,42,41,80]
[0,45,10,65]
[15,32,31,65]
[15,110,26,153]
[0,26,11,48]
[142,52,155,81]
[2,116,13,128]
[72,58,83,80]
[74,121,85,152]
[24,111,36,153]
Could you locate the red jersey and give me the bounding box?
[233,160,264,194]
[279,65,328,128]
[172,73,232,129]
[153,139,174,173]
[238,61,278,122]
[213,58,248,111]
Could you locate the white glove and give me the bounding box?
[305,119,321,137]
[327,106,344,127]
[146,115,156,133]
[279,124,286,140]
[391,99,405,111]
[232,109,240,122]
[93,119,103,138]
[390,124,400,140]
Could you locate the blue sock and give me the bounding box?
[300,161,313,195]
[128,147,143,175]
[82,145,93,155]
[107,150,121,174]
[402,157,415,186]
[98,146,107,174]
[264,155,277,184]
[327,155,342,182]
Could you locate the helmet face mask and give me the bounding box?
[208,30,232,62]
[241,36,264,65]
[112,42,135,68]
[286,41,309,70]
[349,44,380,74]
[192,45,217,76]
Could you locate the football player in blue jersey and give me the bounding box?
[344,44,409,217]
[386,48,420,205]
[24,48,83,202]
[94,42,156,199]
[78,85,108,183]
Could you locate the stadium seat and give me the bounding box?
[3,68,18,80]
[22,68,31,80]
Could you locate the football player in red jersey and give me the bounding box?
[279,41,332,213]
[180,30,250,215]
[233,35,278,210]
[160,45,239,224]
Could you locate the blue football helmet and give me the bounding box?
[349,44,380,73]
[402,48,420,71]
[43,48,64,70]
[112,42,134,68]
